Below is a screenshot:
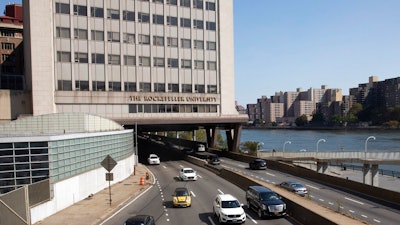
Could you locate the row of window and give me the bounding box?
[1,43,14,50]
[128,103,218,113]
[56,28,217,50]
[57,51,217,69]
[56,0,215,17]
[58,80,218,93]
[0,31,16,37]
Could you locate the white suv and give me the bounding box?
[179,168,198,181]
[212,194,246,224]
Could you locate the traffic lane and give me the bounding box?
[220,157,400,225]
[148,159,298,225]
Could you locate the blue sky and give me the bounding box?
[2,1,400,106]
[234,0,400,105]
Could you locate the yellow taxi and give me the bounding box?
[172,187,191,207]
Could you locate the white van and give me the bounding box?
[197,144,205,152]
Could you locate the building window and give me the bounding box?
[91,30,104,41]
[168,83,179,92]
[208,85,217,93]
[167,58,178,68]
[92,53,105,64]
[74,52,88,63]
[181,59,191,69]
[107,32,120,42]
[153,14,164,25]
[193,0,203,9]
[73,5,87,16]
[153,36,164,46]
[56,27,70,38]
[124,55,136,66]
[138,34,150,44]
[180,18,191,28]
[74,28,88,39]
[206,41,216,50]
[92,81,105,91]
[195,84,205,93]
[180,0,190,7]
[167,37,178,47]
[139,56,150,66]
[207,61,216,70]
[58,80,72,90]
[125,82,136,92]
[109,82,121,91]
[123,33,135,43]
[107,9,120,19]
[166,0,177,5]
[206,1,215,11]
[75,80,89,91]
[138,12,150,22]
[2,43,14,50]
[2,54,10,62]
[194,40,204,49]
[123,10,135,21]
[55,3,69,14]
[57,51,70,62]
[194,60,204,69]
[181,38,191,48]
[182,84,192,93]
[206,21,216,31]
[153,0,164,3]
[193,20,203,29]
[167,16,178,26]
[140,82,151,92]
[1,31,15,37]
[154,83,165,92]
[91,7,104,18]
[153,57,165,67]
[108,54,120,65]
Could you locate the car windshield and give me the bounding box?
[221,200,240,208]
[184,169,194,173]
[175,190,189,196]
[150,156,158,159]
[291,183,304,188]
[260,192,280,201]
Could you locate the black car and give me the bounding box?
[249,159,267,170]
[246,186,286,218]
[207,154,220,165]
[125,215,155,225]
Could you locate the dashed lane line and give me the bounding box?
[306,184,320,190]
[373,219,381,223]
[345,197,365,205]
[265,172,276,177]
[217,189,224,194]
[246,214,258,224]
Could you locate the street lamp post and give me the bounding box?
[257,142,264,157]
[364,136,376,159]
[316,139,326,153]
[283,141,291,155]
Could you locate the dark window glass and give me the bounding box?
[206,21,216,31]
[193,0,203,9]
[138,12,150,22]
[206,2,215,11]
[153,14,164,25]
[166,0,177,5]
[92,53,105,64]
[181,0,190,7]
[180,18,191,28]
[167,16,178,26]
[91,7,104,18]
[73,5,87,16]
[123,10,135,21]
[56,3,69,14]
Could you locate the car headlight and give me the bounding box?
[283,204,286,210]
[173,198,178,203]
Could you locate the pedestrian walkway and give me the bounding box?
[34,163,153,225]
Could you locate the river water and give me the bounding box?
[240,128,400,173]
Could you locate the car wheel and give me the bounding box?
[258,208,263,218]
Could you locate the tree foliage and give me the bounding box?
[295,115,308,126]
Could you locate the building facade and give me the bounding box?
[23,0,240,123]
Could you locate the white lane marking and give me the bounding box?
[271,181,276,184]
[306,184,320,190]
[373,219,381,223]
[190,191,196,197]
[345,197,365,205]
[319,199,325,202]
[208,216,216,225]
[349,210,355,213]
[217,189,224,194]
[328,202,334,205]
[246,214,257,224]
[309,195,315,198]
[197,175,202,178]
[179,165,184,168]
[162,165,167,169]
[238,164,246,168]
[265,172,275,177]
[361,215,368,218]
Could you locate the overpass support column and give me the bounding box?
[371,164,379,187]
[363,164,371,185]
[225,124,242,152]
[316,162,328,174]
[206,127,217,148]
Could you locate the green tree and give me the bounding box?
[311,111,325,124]
[295,115,308,126]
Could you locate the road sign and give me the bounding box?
[101,155,117,172]
[106,172,114,181]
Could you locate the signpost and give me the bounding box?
[101,155,117,205]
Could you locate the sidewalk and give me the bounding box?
[34,163,153,225]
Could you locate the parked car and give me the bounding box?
[124,215,155,225]
[249,159,267,170]
[147,154,160,165]
[212,194,246,224]
[172,187,192,207]
[207,154,220,165]
[179,167,198,181]
[279,181,308,197]
[246,185,286,218]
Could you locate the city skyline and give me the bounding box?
[2,1,400,107]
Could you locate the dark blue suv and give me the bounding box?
[246,186,286,218]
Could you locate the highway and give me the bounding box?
[101,139,299,225]
[220,157,400,225]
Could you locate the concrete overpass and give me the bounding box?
[258,151,400,187]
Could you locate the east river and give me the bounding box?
[240,128,400,173]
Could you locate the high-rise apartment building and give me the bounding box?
[23,0,243,127]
